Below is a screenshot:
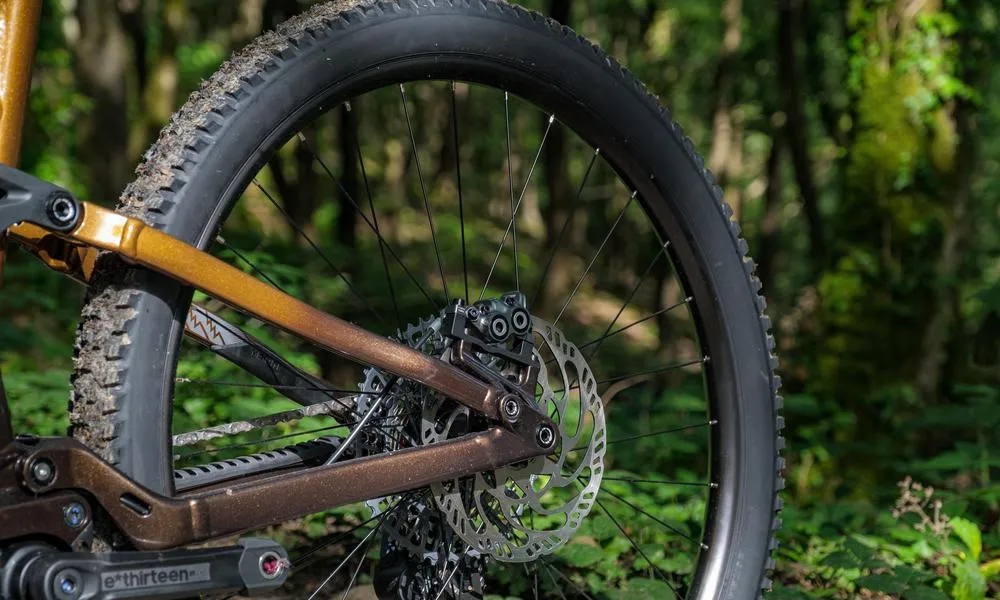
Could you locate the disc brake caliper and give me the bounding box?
[442,293,554,450]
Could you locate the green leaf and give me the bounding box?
[821,550,861,570]
[893,564,934,584]
[903,585,949,600]
[765,587,812,600]
[856,573,908,595]
[953,559,987,600]
[558,543,605,568]
[621,578,674,598]
[950,517,983,560]
[981,558,1000,580]
[844,537,878,561]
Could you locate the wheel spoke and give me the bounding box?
[578,297,691,356]
[400,84,449,302]
[292,493,414,571]
[553,191,636,326]
[353,105,401,330]
[551,356,706,395]
[601,476,714,488]
[541,560,594,600]
[479,114,555,300]
[297,132,440,310]
[505,91,520,290]
[307,506,391,599]
[582,240,670,360]
[452,82,470,303]
[433,562,461,600]
[540,562,570,600]
[532,148,600,306]
[594,498,681,598]
[601,486,707,549]
[215,235,287,292]
[596,357,707,387]
[252,180,387,327]
[338,530,375,600]
[605,421,716,447]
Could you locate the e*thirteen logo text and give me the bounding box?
[101,564,211,590]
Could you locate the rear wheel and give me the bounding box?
[71,1,783,598]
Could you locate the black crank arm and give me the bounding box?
[1,538,287,600]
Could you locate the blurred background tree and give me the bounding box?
[3,0,1000,597]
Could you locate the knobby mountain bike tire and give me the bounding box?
[70,1,783,598]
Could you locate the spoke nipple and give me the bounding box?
[344,101,352,112]
[594,147,601,156]
[548,114,556,124]
[536,424,556,449]
[709,419,719,426]
[630,190,638,199]
[701,543,710,550]
[710,482,719,489]
[685,296,693,303]
[703,355,711,364]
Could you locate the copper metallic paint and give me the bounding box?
[63,201,501,414]
[13,429,540,550]
[0,0,41,167]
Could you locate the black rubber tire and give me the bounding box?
[70,1,784,598]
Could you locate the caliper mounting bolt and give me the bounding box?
[536,424,556,449]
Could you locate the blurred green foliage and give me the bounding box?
[1,0,1000,598]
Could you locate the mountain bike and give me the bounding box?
[0,1,783,598]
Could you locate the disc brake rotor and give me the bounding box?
[428,318,606,562]
[358,311,605,587]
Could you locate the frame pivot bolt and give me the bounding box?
[501,396,521,422]
[536,424,556,449]
[30,458,55,486]
[47,194,78,228]
[63,502,86,528]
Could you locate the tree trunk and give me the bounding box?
[708,0,746,222]
[537,0,573,314]
[338,103,359,249]
[756,134,783,293]
[777,0,825,272]
[139,0,184,152]
[74,0,132,202]
[916,102,978,401]
[707,0,742,179]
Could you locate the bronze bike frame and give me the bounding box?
[0,0,556,551]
